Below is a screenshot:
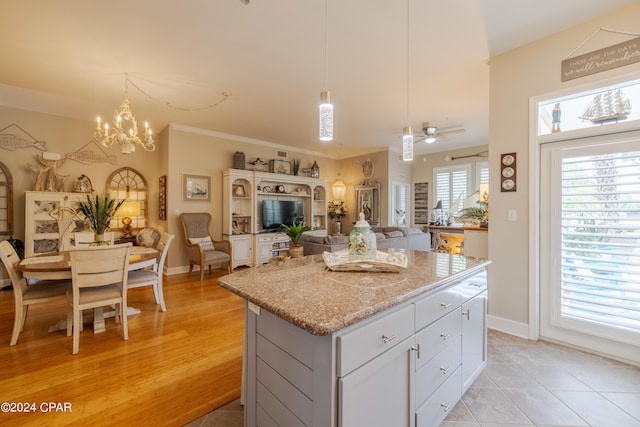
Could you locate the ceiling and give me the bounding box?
[0,0,635,159]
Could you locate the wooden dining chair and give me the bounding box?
[127,232,175,312]
[66,243,131,354]
[0,241,71,346]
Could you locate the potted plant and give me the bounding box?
[281,221,311,258]
[78,193,125,241]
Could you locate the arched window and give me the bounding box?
[0,161,13,236]
[106,167,148,233]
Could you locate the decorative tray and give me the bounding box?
[322,249,408,272]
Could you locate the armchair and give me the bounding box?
[180,213,231,281]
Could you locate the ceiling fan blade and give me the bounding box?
[437,128,466,137]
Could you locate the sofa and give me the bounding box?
[300,227,431,255]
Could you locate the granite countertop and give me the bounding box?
[217,250,490,336]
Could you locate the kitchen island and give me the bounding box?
[217,250,490,427]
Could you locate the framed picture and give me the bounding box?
[270,159,291,175]
[159,175,167,220]
[183,174,211,202]
[232,184,246,197]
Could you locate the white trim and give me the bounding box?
[487,315,530,340]
[530,70,640,358]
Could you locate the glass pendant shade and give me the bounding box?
[402,126,413,161]
[319,91,333,142]
[332,174,346,200]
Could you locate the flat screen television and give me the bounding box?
[262,200,304,230]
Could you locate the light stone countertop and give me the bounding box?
[217,250,490,336]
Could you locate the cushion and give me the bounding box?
[137,227,161,248]
[189,236,214,251]
[325,235,348,245]
[375,232,386,240]
[384,231,404,239]
[301,234,326,244]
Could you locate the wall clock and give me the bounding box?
[500,152,517,192]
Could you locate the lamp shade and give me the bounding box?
[332,174,346,200]
[434,200,443,210]
[119,201,140,218]
[479,182,489,203]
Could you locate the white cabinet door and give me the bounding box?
[230,235,252,268]
[339,336,415,427]
[461,291,487,391]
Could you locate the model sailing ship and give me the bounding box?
[579,89,631,124]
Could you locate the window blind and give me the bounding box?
[560,151,640,335]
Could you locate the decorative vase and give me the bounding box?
[348,212,377,260]
[289,245,304,258]
[334,220,342,235]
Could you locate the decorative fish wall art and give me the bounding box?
[65,140,117,165]
[0,123,47,151]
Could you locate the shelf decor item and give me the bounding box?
[77,193,125,241]
[348,212,376,260]
[328,200,347,235]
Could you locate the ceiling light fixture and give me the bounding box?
[93,73,155,154]
[319,0,333,142]
[402,0,413,161]
[424,126,437,143]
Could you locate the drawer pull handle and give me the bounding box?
[440,403,451,412]
[463,309,471,320]
[410,343,421,359]
[382,334,396,343]
[439,366,450,374]
[440,333,450,340]
[440,303,451,309]
[469,282,482,287]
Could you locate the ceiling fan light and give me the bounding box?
[425,135,437,144]
[402,126,413,161]
[319,91,333,142]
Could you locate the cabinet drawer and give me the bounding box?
[415,308,461,367]
[337,304,414,377]
[415,367,462,427]
[414,286,463,330]
[458,271,488,300]
[415,336,461,406]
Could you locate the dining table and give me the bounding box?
[17,246,160,334]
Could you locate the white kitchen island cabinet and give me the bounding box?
[217,250,490,427]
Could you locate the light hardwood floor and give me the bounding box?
[0,269,243,426]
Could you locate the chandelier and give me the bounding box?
[93,73,155,154]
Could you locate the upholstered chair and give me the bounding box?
[180,213,232,281]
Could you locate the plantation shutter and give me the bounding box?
[434,166,469,214]
[558,149,640,340]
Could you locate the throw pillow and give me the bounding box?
[188,236,214,251]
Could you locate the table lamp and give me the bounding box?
[119,201,140,238]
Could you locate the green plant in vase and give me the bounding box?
[281,221,311,258]
[78,193,125,241]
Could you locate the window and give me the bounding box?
[106,167,148,232]
[434,165,470,216]
[538,79,640,136]
[0,161,13,236]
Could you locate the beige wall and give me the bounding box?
[164,125,339,271]
[0,106,163,242]
[488,3,640,335]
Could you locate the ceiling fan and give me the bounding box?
[413,122,465,144]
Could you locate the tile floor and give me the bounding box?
[185,329,640,426]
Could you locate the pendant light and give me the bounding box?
[319,0,333,142]
[402,0,413,161]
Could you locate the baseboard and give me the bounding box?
[487,314,531,340]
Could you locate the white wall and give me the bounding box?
[488,2,640,337]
